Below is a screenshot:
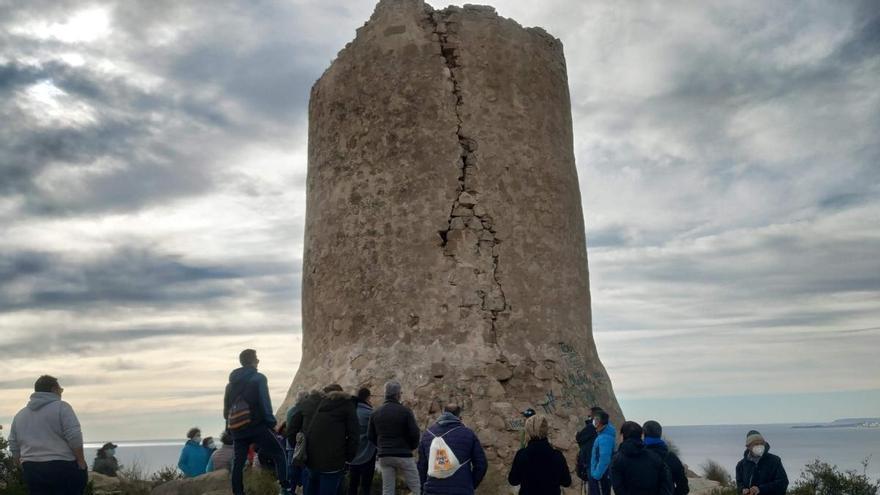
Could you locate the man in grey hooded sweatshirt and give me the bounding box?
[8,375,87,495]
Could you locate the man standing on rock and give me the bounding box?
[735,430,788,495]
[368,380,422,495]
[8,375,88,495]
[417,404,488,494]
[224,349,291,495]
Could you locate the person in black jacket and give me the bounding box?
[643,421,689,495]
[575,406,604,484]
[507,414,572,494]
[223,349,291,495]
[611,421,673,495]
[304,385,359,495]
[368,381,421,494]
[735,430,788,495]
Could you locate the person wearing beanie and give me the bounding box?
[643,420,689,494]
[610,421,673,495]
[735,430,789,495]
[507,414,572,494]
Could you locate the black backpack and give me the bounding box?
[576,442,591,481]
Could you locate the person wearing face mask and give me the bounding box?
[735,430,788,495]
[203,436,217,456]
[178,427,210,478]
[589,411,616,495]
[208,431,235,472]
[575,406,604,486]
[93,442,120,477]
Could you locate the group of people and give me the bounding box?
[175,427,236,477]
[4,350,789,495]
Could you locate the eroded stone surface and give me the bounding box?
[282,1,623,491]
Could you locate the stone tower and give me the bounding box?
[282,0,622,490]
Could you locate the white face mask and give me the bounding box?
[207,442,216,449]
[592,419,600,428]
[751,444,765,457]
[192,436,201,444]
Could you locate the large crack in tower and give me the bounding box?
[282,1,622,490]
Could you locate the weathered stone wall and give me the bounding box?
[282,0,623,491]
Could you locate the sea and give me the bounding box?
[84,423,880,481]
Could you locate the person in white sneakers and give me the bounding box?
[8,375,88,495]
[417,405,488,495]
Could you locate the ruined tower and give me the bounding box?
[283,0,622,489]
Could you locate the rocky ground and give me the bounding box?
[140,469,722,495]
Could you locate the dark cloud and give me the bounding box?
[0,245,299,312]
[0,0,337,217]
[2,322,295,359]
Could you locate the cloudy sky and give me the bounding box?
[1,0,878,441]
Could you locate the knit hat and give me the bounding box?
[746,430,765,446]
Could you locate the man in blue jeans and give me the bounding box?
[224,349,291,495]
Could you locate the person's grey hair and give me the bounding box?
[384,380,402,399]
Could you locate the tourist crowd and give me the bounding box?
[5,349,789,495]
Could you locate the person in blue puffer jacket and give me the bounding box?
[178,427,210,478]
[590,411,616,495]
[417,405,488,494]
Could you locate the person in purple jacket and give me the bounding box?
[417,405,488,494]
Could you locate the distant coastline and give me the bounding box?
[791,417,880,429]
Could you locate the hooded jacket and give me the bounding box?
[507,437,572,495]
[735,444,788,495]
[8,392,83,463]
[305,391,359,472]
[223,366,277,438]
[590,423,616,480]
[611,438,673,495]
[644,438,689,495]
[178,439,209,478]
[368,397,420,457]
[417,412,489,494]
[287,390,324,442]
[350,400,377,466]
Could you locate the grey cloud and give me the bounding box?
[0,245,300,312]
[1,323,295,359]
[0,375,109,390]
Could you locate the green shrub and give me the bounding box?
[150,465,183,485]
[0,430,27,495]
[702,459,733,487]
[789,459,879,495]
[664,437,682,457]
[244,467,282,495]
